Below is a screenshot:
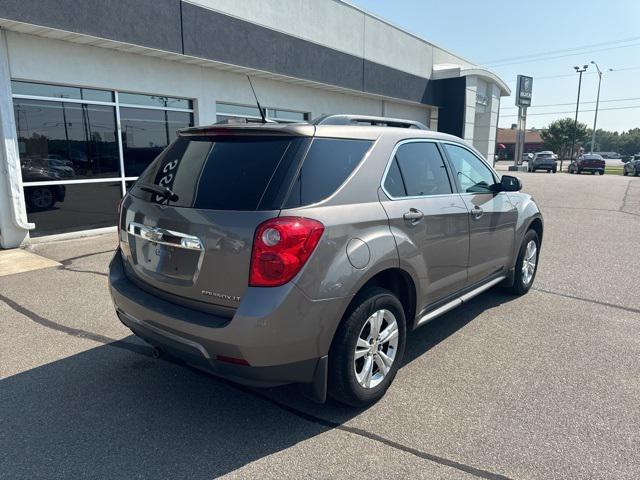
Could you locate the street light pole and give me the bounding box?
[568,65,588,171]
[589,61,613,153]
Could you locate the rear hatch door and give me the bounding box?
[120,132,309,311]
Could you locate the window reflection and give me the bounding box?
[121,108,192,176]
[25,182,121,236]
[14,99,120,180]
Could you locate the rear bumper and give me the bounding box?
[532,162,556,169]
[109,250,344,386]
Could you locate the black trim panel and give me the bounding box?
[181,3,364,92]
[0,0,183,53]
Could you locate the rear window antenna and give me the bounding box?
[247,75,269,123]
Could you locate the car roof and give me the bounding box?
[179,122,465,143]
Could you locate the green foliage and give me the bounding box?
[556,125,640,156]
[540,118,589,159]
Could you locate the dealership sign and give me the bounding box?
[516,75,533,107]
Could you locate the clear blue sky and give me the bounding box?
[347,0,640,132]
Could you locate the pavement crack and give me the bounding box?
[59,249,115,266]
[225,385,516,480]
[0,293,147,355]
[532,287,640,315]
[619,180,637,215]
[58,266,108,277]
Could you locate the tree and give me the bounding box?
[618,128,640,155]
[540,118,589,160]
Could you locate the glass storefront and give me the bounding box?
[216,102,309,124]
[12,81,194,236]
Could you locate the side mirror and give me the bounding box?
[497,175,522,192]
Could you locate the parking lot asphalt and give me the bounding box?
[2,171,639,479]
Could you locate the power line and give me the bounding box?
[500,105,640,117]
[486,42,640,68]
[501,96,640,110]
[479,36,640,65]
[502,66,640,85]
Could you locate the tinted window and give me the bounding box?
[384,142,452,197]
[133,136,301,211]
[14,99,120,180]
[121,107,193,176]
[11,80,113,102]
[383,158,406,197]
[118,92,192,109]
[285,138,372,207]
[443,144,496,194]
[25,182,121,236]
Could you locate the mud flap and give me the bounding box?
[299,355,328,403]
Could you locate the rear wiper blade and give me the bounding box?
[138,183,179,202]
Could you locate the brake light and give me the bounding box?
[249,217,324,287]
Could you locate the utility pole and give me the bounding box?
[589,61,613,153]
[568,65,588,171]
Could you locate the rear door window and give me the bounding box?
[383,142,453,197]
[131,136,305,211]
[284,138,373,207]
[443,143,496,194]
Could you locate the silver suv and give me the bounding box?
[109,115,543,406]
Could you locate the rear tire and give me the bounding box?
[328,287,406,407]
[505,229,540,296]
[623,170,628,176]
[552,167,557,173]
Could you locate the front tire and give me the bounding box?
[506,229,540,296]
[328,287,406,407]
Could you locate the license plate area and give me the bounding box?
[133,239,203,286]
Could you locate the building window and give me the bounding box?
[11,80,194,236]
[216,102,309,123]
[120,107,192,177]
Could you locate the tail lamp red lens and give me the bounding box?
[249,217,324,287]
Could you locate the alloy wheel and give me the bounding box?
[522,240,538,286]
[354,309,399,389]
[31,187,54,209]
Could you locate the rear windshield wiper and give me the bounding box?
[137,183,179,202]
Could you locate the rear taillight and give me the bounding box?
[249,217,324,287]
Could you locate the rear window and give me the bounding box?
[131,136,306,211]
[284,138,373,207]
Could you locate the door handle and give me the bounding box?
[403,208,424,223]
[470,206,484,220]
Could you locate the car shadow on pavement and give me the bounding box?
[2,291,517,479]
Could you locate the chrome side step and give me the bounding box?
[416,275,506,327]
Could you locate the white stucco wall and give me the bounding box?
[5,31,429,127]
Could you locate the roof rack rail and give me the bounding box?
[311,114,428,130]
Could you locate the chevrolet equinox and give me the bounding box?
[109,114,543,407]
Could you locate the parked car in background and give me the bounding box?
[568,154,606,175]
[623,154,640,176]
[528,151,558,173]
[593,151,621,159]
[109,114,544,407]
[21,161,67,211]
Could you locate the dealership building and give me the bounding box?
[0,0,509,248]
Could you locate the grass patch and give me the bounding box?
[605,167,624,176]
